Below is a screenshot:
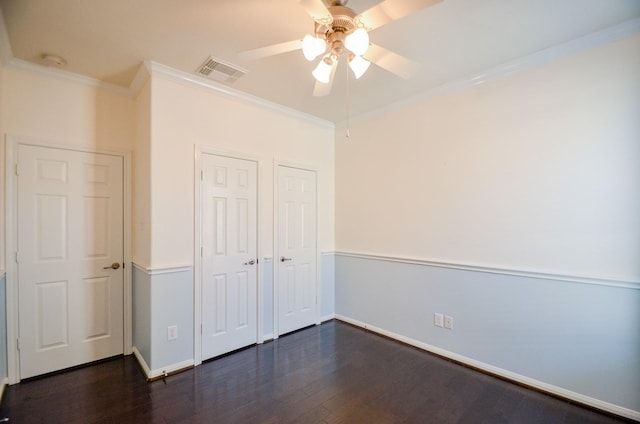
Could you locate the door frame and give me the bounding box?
[273,160,321,338]
[4,135,132,384]
[193,146,263,366]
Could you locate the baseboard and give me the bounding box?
[321,313,336,322]
[132,347,194,381]
[335,314,640,422]
[0,377,8,404]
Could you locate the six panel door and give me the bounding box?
[18,144,124,379]
[201,154,258,360]
[277,165,318,336]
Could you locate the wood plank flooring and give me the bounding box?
[0,320,633,423]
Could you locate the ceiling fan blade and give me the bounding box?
[365,44,420,79]
[238,39,302,61]
[299,0,333,24]
[357,0,442,31]
[313,63,337,97]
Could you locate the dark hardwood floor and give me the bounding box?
[0,320,633,424]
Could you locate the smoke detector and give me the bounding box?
[41,54,67,67]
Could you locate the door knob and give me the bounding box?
[280,256,292,262]
[103,262,121,270]
[243,259,256,266]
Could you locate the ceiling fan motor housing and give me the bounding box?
[315,4,358,57]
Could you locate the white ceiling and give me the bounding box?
[1,0,639,123]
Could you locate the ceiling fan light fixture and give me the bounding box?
[349,54,370,79]
[302,35,326,61]
[312,56,333,83]
[344,28,369,56]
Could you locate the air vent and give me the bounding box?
[196,56,247,84]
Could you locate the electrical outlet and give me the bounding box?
[434,313,444,328]
[444,315,454,330]
[167,325,178,341]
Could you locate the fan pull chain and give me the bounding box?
[345,59,350,139]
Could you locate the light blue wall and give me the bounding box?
[132,265,151,366]
[321,253,335,320]
[149,268,193,370]
[335,254,640,413]
[131,255,334,373]
[132,265,194,373]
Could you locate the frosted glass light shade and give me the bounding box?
[312,56,333,83]
[302,35,326,61]
[345,28,369,56]
[349,55,370,79]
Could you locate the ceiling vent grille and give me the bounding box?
[196,56,247,84]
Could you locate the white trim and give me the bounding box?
[262,333,275,342]
[340,17,640,127]
[2,18,637,126]
[4,135,133,383]
[6,58,133,97]
[273,162,321,338]
[131,347,152,379]
[194,147,202,366]
[4,136,19,384]
[132,262,193,276]
[335,251,639,290]
[321,314,335,323]
[128,63,151,97]
[122,151,133,356]
[146,61,334,130]
[194,147,264,366]
[132,347,194,380]
[335,314,640,421]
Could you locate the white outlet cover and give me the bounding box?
[434,313,444,328]
[444,315,454,330]
[167,325,178,340]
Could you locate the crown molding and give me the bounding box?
[0,6,13,64]
[5,58,133,97]
[144,60,334,129]
[340,17,640,128]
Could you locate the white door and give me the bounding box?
[277,165,318,335]
[201,154,258,360]
[18,145,124,379]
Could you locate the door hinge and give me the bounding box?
[16,338,20,351]
[200,170,203,181]
[201,246,203,257]
[200,323,203,334]
[15,251,19,264]
[15,163,19,176]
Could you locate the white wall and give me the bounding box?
[1,67,135,152]
[1,64,137,382]
[335,34,640,418]
[132,69,335,371]
[337,35,640,282]
[132,78,152,267]
[148,73,335,268]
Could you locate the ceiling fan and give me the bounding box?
[239,0,442,96]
